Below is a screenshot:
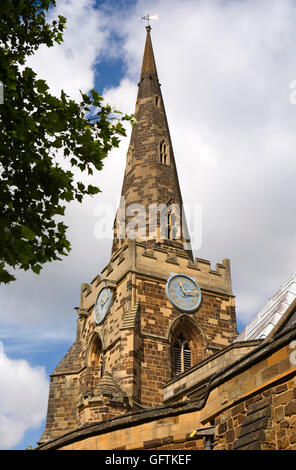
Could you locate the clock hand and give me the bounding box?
[179,282,189,297]
[100,297,107,307]
[178,281,199,297]
[183,289,199,295]
[179,282,186,294]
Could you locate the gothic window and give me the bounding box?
[172,334,192,376]
[170,317,206,379]
[89,335,104,378]
[167,204,180,240]
[167,211,171,240]
[113,208,124,249]
[159,139,169,165]
[155,96,159,107]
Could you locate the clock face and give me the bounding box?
[94,287,112,325]
[165,274,202,312]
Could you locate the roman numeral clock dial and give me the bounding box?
[165,274,202,313]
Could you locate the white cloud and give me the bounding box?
[0,342,49,449]
[26,0,110,100]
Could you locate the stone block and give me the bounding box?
[284,400,296,417]
[274,406,284,423]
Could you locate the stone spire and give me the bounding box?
[140,25,158,78]
[112,26,192,257]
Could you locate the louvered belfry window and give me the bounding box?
[173,343,182,375]
[173,335,191,376]
[183,342,191,371]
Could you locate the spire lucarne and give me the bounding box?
[112,26,192,258]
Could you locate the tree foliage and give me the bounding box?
[0,0,132,283]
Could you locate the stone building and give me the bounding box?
[37,27,296,451]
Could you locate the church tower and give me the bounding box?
[39,27,237,444]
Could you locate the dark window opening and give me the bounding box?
[173,334,191,376]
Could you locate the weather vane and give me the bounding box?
[139,13,159,29]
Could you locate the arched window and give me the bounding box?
[173,334,192,376]
[89,335,104,378]
[169,316,207,379]
[167,204,180,240]
[159,139,169,165]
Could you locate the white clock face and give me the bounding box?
[165,274,202,312]
[94,287,112,325]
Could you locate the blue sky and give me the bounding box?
[2,0,296,449]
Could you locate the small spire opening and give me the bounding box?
[159,139,169,165]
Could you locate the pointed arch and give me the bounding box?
[168,315,207,378]
[167,202,181,240]
[84,332,105,396]
[87,331,105,371]
[159,138,170,165]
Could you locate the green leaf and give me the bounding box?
[35,79,49,93]
[21,226,35,240]
[32,264,42,275]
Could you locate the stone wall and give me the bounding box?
[214,376,296,450]
[38,406,207,450]
[40,372,80,442]
[273,378,296,449]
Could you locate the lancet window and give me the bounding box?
[172,334,192,376]
[159,139,169,165]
